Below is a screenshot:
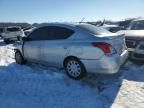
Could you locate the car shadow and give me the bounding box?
[0,61,144,108]
[81,61,144,107]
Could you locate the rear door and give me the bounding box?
[42,26,75,67]
[23,27,52,63]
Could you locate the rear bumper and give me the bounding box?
[120,50,129,65]
[81,50,128,74]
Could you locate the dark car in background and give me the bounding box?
[0,28,4,37]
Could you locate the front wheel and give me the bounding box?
[15,51,25,65]
[64,58,86,80]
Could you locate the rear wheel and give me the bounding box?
[15,51,25,65]
[64,58,86,80]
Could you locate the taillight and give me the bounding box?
[91,42,116,55]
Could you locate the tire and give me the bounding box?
[4,39,10,44]
[64,58,86,80]
[15,51,25,65]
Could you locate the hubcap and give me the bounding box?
[67,60,81,77]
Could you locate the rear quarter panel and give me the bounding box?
[68,41,105,60]
[67,30,106,60]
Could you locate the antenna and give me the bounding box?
[98,18,105,26]
[79,18,85,24]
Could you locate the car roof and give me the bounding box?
[37,22,97,29]
[38,22,78,28]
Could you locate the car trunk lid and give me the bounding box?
[97,33,126,55]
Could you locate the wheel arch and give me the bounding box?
[14,49,23,57]
[15,49,26,65]
[63,56,81,67]
[14,49,21,53]
[63,55,87,79]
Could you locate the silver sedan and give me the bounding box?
[15,23,128,79]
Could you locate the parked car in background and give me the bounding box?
[23,26,36,36]
[96,19,121,33]
[101,24,121,33]
[0,27,4,37]
[118,19,144,60]
[15,23,128,79]
[1,26,25,44]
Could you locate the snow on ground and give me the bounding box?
[0,40,144,108]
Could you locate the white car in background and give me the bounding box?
[118,19,144,60]
[23,26,36,36]
[1,26,25,44]
[101,24,121,33]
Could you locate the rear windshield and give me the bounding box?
[7,27,21,32]
[77,24,112,35]
[128,20,144,30]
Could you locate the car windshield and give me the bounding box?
[77,24,112,35]
[7,27,20,32]
[128,20,144,30]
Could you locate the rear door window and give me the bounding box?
[49,26,74,40]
